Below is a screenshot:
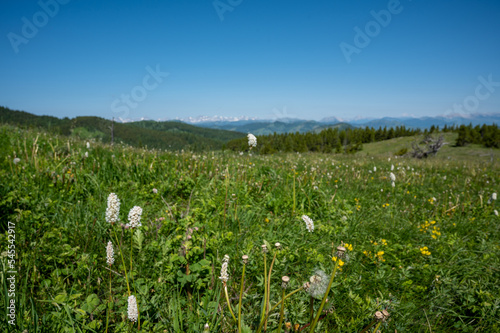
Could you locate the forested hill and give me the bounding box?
[0,106,246,151]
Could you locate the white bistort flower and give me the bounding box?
[127,206,143,228]
[219,254,230,284]
[106,193,120,224]
[106,241,114,266]
[247,133,257,148]
[302,215,314,232]
[390,172,396,182]
[127,295,138,322]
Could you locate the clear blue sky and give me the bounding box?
[1,0,500,121]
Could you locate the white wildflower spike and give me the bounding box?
[302,215,314,232]
[492,193,497,201]
[391,181,395,188]
[391,164,394,171]
[127,206,143,228]
[106,241,114,266]
[219,255,230,284]
[247,133,257,148]
[86,142,90,149]
[390,172,396,182]
[127,295,138,322]
[13,157,21,165]
[106,193,120,224]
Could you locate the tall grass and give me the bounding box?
[0,124,499,332]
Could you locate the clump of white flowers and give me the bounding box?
[13,157,21,165]
[390,172,396,182]
[127,206,143,228]
[302,215,314,232]
[127,295,138,322]
[248,133,257,149]
[106,241,114,266]
[106,193,120,224]
[219,254,230,284]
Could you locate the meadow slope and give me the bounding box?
[0,124,499,332]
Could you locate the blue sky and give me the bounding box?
[1,0,500,121]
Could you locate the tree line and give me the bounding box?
[227,123,500,154]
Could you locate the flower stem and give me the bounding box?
[260,253,267,326]
[277,288,286,333]
[309,258,340,333]
[265,252,277,331]
[256,286,304,333]
[238,263,246,333]
[224,285,237,323]
[112,228,131,296]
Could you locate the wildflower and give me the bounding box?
[105,193,120,224]
[391,164,394,171]
[152,188,158,194]
[390,172,396,182]
[106,241,114,266]
[127,206,143,228]
[495,210,499,216]
[391,181,395,187]
[242,255,249,264]
[203,323,210,333]
[492,193,497,200]
[374,166,377,172]
[13,157,20,164]
[302,215,314,232]
[86,142,90,149]
[275,242,282,250]
[332,257,345,269]
[420,246,431,256]
[247,133,257,148]
[127,295,138,322]
[219,255,230,284]
[307,270,329,299]
[84,151,88,158]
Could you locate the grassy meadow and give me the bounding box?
[0,124,499,332]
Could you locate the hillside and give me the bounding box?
[196,119,353,135]
[0,106,246,151]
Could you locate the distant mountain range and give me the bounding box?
[176,113,500,135]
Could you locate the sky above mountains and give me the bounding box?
[1,0,500,121]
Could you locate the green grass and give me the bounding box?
[0,124,499,332]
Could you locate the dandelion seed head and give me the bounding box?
[307,270,329,300]
[13,157,21,165]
